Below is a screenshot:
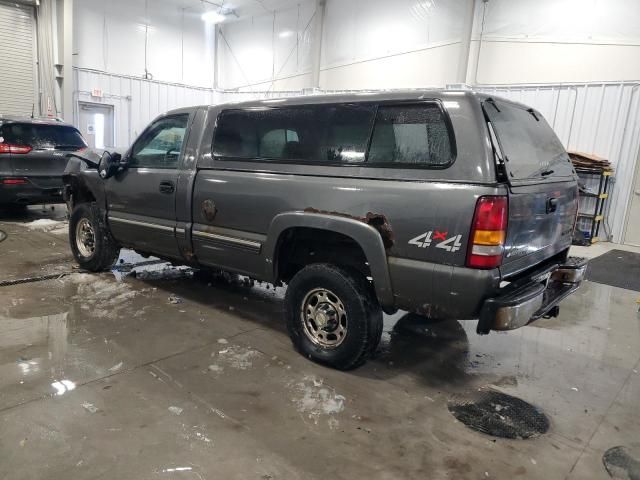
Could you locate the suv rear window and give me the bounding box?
[0,123,86,150]
[212,102,454,167]
[484,100,573,180]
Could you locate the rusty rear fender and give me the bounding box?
[264,211,395,308]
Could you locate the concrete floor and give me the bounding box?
[1,205,639,480]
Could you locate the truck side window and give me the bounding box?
[323,105,374,163]
[368,104,453,166]
[130,114,189,169]
[259,129,299,158]
[213,105,375,164]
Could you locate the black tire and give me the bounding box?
[285,263,383,370]
[69,202,119,271]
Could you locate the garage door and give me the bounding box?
[0,1,36,116]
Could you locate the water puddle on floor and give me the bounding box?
[0,312,70,393]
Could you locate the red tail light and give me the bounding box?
[0,144,32,154]
[467,196,508,269]
[1,178,28,185]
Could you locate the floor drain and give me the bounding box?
[0,230,6,242]
[603,446,640,480]
[448,390,549,439]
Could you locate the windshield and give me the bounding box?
[484,99,574,181]
[0,123,87,151]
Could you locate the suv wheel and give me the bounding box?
[285,264,383,370]
[69,203,119,271]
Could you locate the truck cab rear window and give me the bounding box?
[212,102,454,167]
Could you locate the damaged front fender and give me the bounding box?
[62,157,107,211]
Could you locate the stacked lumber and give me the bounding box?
[568,151,612,171]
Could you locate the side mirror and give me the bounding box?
[98,151,123,179]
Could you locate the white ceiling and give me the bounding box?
[165,0,304,20]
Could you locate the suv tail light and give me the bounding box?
[0,144,32,154]
[1,178,28,185]
[467,196,508,269]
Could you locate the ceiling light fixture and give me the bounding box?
[201,11,226,24]
[278,30,294,38]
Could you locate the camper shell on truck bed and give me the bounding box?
[63,90,587,370]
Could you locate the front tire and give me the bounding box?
[285,264,383,370]
[69,203,119,271]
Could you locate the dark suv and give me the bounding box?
[0,117,87,207]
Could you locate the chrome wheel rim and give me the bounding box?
[301,288,347,348]
[75,218,96,258]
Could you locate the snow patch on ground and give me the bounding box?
[67,273,147,318]
[168,406,183,416]
[24,219,68,233]
[81,402,98,413]
[289,375,345,426]
[213,345,261,370]
[207,364,223,374]
[108,362,123,372]
[179,424,213,445]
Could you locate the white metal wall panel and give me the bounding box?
[322,0,465,69]
[219,1,315,90]
[0,1,35,116]
[74,68,219,147]
[473,0,640,44]
[73,68,307,147]
[74,0,215,88]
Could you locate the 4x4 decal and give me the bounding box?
[408,230,463,252]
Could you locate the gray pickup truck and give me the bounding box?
[63,90,587,370]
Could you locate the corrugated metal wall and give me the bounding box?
[73,69,640,243]
[0,1,36,116]
[74,68,222,146]
[74,68,302,146]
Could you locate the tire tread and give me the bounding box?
[69,202,119,271]
[285,263,382,370]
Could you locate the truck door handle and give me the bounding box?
[159,181,175,194]
[547,197,558,213]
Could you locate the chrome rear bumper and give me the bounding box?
[478,256,588,334]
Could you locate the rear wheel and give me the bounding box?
[285,264,382,370]
[69,203,119,271]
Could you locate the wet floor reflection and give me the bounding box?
[367,313,473,388]
[0,312,68,392]
[1,254,639,425]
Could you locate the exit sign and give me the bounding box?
[91,88,103,98]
